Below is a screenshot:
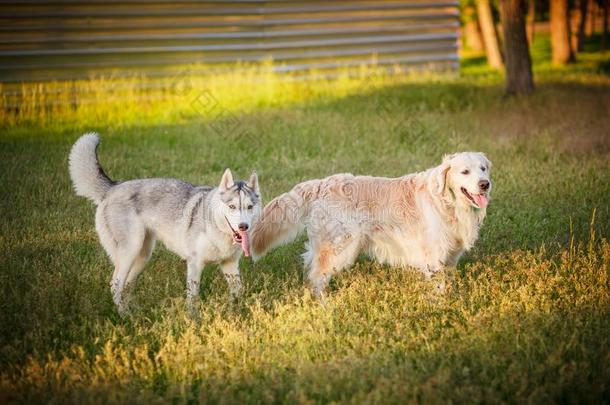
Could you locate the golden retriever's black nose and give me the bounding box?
[238,223,249,231]
[479,180,490,191]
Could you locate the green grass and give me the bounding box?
[1,36,609,403]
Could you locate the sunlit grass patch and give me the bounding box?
[1,63,461,130]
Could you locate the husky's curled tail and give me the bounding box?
[68,133,115,204]
[251,179,323,259]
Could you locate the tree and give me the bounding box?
[464,4,485,52]
[477,0,504,68]
[603,0,609,52]
[572,0,589,52]
[500,0,535,94]
[550,0,575,63]
[526,0,536,44]
[585,0,596,37]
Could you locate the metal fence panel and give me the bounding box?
[0,0,459,98]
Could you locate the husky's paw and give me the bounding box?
[186,298,201,320]
[224,274,242,301]
[116,301,130,317]
[228,285,242,301]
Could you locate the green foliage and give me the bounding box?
[0,36,609,403]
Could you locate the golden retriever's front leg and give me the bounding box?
[423,264,453,295]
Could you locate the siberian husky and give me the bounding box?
[69,133,262,314]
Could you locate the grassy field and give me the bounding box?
[1,36,609,403]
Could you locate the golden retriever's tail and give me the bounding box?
[251,179,321,260]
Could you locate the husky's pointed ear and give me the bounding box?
[247,170,259,193]
[219,168,234,192]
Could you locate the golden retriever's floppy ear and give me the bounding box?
[437,154,455,194]
[479,153,492,170]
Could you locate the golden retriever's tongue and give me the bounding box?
[238,230,250,257]
[473,194,488,209]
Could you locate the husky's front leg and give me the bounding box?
[220,257,242,299]
[186,259,204,312]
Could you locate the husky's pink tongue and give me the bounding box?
[238,230,250,257]
[473,193,489,209]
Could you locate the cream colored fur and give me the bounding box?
[251,152,492,296]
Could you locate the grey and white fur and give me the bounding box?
[69,133,262,314]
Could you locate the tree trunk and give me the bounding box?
[477,0,504,68]
[500,0,535,95]
[585,0,596,37]
[464,5,485,52]
[603,0,609,52]
[570,3,578,52]
[571,0,588,52]
[577,0,589,50]
[551,0,575,63]
[526,0,536,44]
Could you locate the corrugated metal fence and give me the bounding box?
[0,0,459,101]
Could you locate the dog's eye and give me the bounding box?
[461,169,470,175]
[247,205,253,210]
[481,166,486,172]
[228,204,236,210]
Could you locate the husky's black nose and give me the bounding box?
[479,180,490,191]
[238,223,249,231]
